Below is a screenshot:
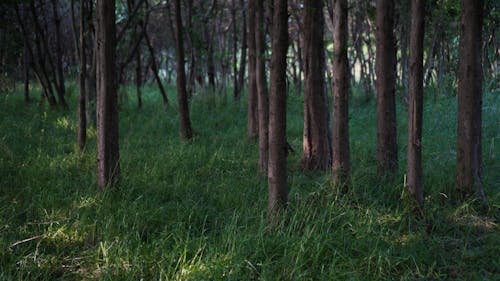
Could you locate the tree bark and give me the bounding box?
[376,0,398,174]
[332,0,350,187]
[78,0,87,151]
[301,0,331,170]
[456,0,485,202]
[268,0,288,216]
[256,0,269,175]
[96,0,120,188]
[174,0,193,140]
[247,0,258,139]
[406,0,425,208]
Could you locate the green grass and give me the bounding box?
[0,83,498,280]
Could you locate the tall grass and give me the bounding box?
[0,83,498,280]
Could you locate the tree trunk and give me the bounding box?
[332,0,350,187]
[237,0,247,99]
[51,0,67,108]
[406,0,425,208]
[256,0,269,175]
[78,0,87,151]
[376,0,398,174]
[135,43,142,108]
[247,0,258,139]
[23,38,30,103]
[96,0,120,188]
[144,30,169,109]
[301,0,331,170]
[268,0,288,217]
[456,0,485,202]
[174,0,193,140]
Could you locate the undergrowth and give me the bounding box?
[0,83,498,280]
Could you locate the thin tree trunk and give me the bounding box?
[96,0,119,188]
[301,0,330,170]
[232,0,240,100]
[406,0,425,208]
[51,0,67,108]
[144,30,169,109]
[456,0,485,202]
[247,0,258,139]
[268,0,288,217]
[376,0,398,174]
[256,0,268,175]
[135,45,142,108]
[174,0,193,140]
[78,0,87,151]
[237,0,247,98]
[332,0,350,187]
[23,37,31,103]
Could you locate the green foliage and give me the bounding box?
[0,85,498,280]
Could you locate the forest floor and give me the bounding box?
[0,83,499,280]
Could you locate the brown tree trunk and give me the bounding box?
[174,0,193,140]
[231,1,240,100]
[406,0,425,208]
[256,0,268,175]
[456,0,485,202]
[51,0,67,109]
[96,0,120,188]
[268,0,288,216]
[301,0,331,171]
[247,0,258,139]
[332,0,350,187]
[78,0,87,151]
[376,0,398,174]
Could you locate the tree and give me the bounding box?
[301,0,331,170]
[375,0,398,174]
[50,0,67,108]
[456,0,486,202]
[78,0,87,151]
[96,0,120,188]
[268,0,288,216]
[406,0,425,207]
[332,0,350,187]
[256,0,269,174]
[247,0,258,139]
[174,0,193,140]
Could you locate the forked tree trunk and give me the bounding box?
[456,0,485,202]
[174,0,193,140]
[78,0,87,151]
[247,0,258,139]
[301,0,331,171]
[96,0,120,188]
[406,0,425,208]
[268,0,288,217]
[256,0,269,175]
[332,0,350,187]
[376,0,398,174]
